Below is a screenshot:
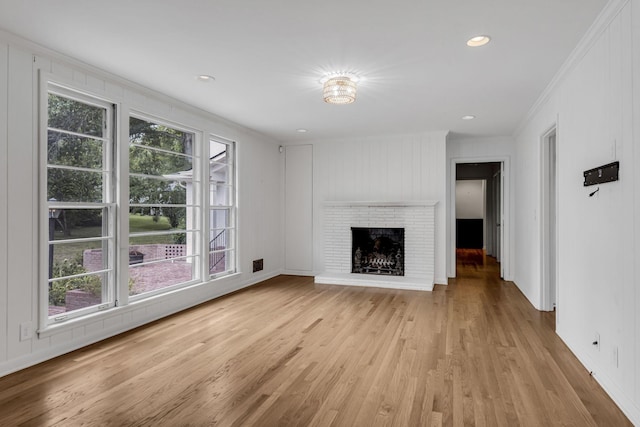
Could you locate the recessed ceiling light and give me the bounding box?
[296,128,308,133]
[466,35,491,47]
[196,74,215,82]
[462,115,476,120]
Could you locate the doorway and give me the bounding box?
[449,158,509,280]
[455,163,502,274]
[541,128,557,312]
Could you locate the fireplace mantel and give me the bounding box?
[315,201,438,291]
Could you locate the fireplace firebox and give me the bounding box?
[351,227,404,276]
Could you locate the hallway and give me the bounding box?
[455,248,494,276]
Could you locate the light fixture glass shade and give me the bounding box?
[323,76,357,104]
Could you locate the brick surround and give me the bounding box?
[315,201,437,291]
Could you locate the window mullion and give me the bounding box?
[117,105,131,307]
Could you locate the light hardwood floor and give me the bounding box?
[0,255,632,426]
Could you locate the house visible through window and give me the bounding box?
[128,116,200,298]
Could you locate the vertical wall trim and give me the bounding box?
[631,0,640,414]
[0,43,9,362]
[6,46,36,360]
[539,125,558,313]
[284,145,313,273]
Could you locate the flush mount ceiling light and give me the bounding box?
[466,35,491,47]
[462,115,476,120]
[321,73,359,105]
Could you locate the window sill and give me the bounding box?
[38,272,242,339]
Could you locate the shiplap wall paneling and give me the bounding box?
[311,133,447,283]
[555,3,634,385]
[284,145,313,272]
[237,137,283,275]
[6,46,36,360]
[0,37,284,377]
[0,42,8,363]
[514,2,639,422]
[633,0,640,410]
[609,4,636,396]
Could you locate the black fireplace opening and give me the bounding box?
[351,227,404,276]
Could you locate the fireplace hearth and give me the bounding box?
[352,227,404,276]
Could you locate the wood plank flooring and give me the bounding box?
[0,256,632,426]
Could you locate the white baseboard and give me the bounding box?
[281,269,316,277]
[0,270,280,378]
[435,277,448,285]
[558,331,640,426]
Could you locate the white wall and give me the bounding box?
[514,0,639,422]
[0,43,8,365]
[0,34,283,376]
[447,136,515,159]
[455,180,484,219]
[284,145,313,273]
[634,0,640,421]
[304,132,448,284]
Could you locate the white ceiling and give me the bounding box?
[0,0,608,142]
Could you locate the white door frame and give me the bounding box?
[540,126,558,312]
[492,169,501,262]
[448,156,512,280]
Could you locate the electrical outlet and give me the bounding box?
[20,322,33,341]
[593,332,600,351]
[253,258,264,273]
[612,346,619,368]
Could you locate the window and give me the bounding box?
[128,116,200,297]
[44,87,115,323]
[40,80,235,329]
[208,137,236,277]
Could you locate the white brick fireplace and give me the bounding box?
[315,201,438,291]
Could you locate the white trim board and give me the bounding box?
[315,273,434,292]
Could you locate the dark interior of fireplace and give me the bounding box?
[351,227,404,276]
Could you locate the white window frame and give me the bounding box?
[127,112,202,301]
[39,81,117,327]
[207,135,236,278]
[36,72,236,335]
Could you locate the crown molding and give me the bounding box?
[514,0,631,137]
